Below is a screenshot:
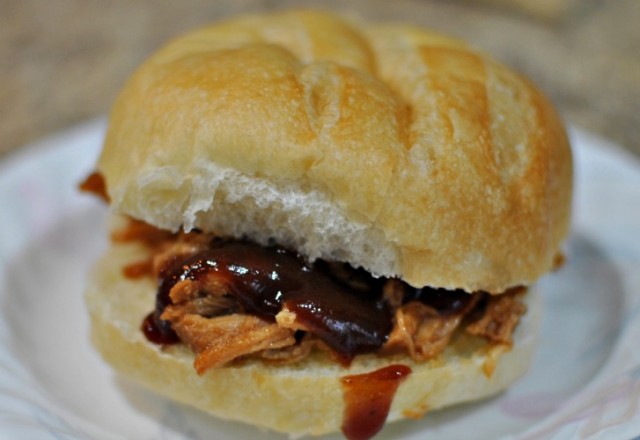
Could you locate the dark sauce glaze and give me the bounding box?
[150,241,392,362]
[142,236,483,362]
[341,364,412,440]
[141,311,179,345]
[403,286,474,315]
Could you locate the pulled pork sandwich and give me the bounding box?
[82,9,572,439]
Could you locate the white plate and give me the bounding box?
[1,119,640,440]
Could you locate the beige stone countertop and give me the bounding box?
[2,0,639,158]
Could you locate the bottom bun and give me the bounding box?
[86,241,541,437]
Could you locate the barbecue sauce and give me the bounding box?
[340,364,412,440]
[79,171,110,202]
[137,228,485,362]
[141,311,179,345]
[151,241,392,362]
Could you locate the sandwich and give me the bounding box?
[81,9,572,439]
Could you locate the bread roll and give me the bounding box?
[97,10,572,293]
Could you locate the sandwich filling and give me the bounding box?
[114,217,527,375]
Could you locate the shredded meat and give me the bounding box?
[259,333,316,364]
[275,308,302,330]
[117,219,528,372]
[380,302,458,360]
[151,234,212,276]
[380,293,482,361]
[158,271,267,372]
[168,313,296,374]
[169,272,234,309]
[122,259,154,279]
[466,288,527,345]
[112,218,174,247]
[162,284,238,319]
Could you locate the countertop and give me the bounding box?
[2,0,639,158]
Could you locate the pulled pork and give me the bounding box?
[466,288,527,345]
[381,296,482,361]
[171,314,295,374]
[118,220,527,374]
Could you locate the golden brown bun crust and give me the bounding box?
[98,10,572,292]
[86,239,540,436]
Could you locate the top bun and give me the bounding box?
[97,10,572,293]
